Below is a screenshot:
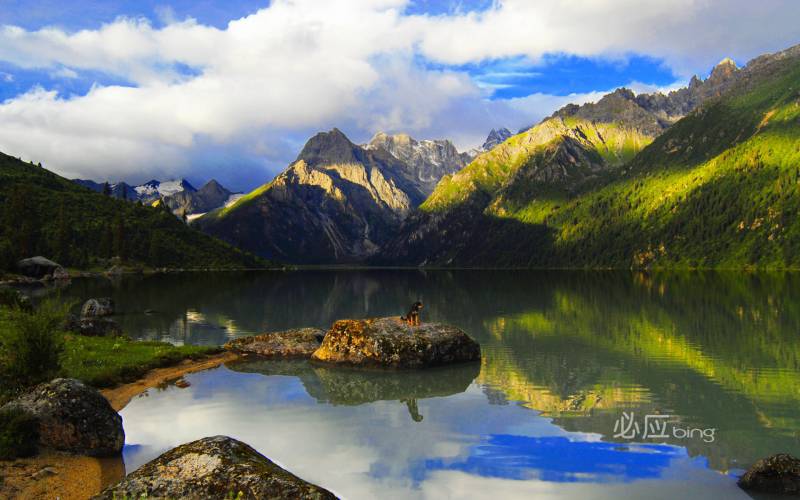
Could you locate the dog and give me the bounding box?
[401,301,423,326]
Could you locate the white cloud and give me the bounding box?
[0,0,797,187]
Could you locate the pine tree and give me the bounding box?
[102,182,111,196]
[113,211,126,260]
[55,200,70,264]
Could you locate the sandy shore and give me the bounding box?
[101,351,239,411]
[0,351,239,499]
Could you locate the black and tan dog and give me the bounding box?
[401,301,424,326]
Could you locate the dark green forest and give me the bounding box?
[0,153,265,273]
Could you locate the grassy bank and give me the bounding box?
[0,298,219,403]
[61,335,219,388]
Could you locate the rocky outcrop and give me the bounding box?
[311,317,480,368]
[64,314,122,337]
[1,379,124,456]
[481,128,512,151]
[738,454,800,495]
[164,179,239,217]
[16,257,64,279]
[225,328,326,358]
[196,128,435,264]
[94,435,336,500]
[365,132,468,196]
[81,298,115,318]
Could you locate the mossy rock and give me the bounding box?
[94,435,336,499]
[312,317,481,369]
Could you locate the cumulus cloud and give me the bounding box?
[0,0,797,188]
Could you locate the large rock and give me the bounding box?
[225,328,326,358]
[94,435,336,500]
[738,453,800,495]
[16,256,63,279]
[81,297,115,318]
[64,313,123,337]
[311,317,481,369]
[1,378,124,456]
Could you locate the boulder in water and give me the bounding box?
[311,317,480,368]
[93,435,336,499]
[225,328,326,358]
[16,256,63,279]
[81,298,115,318]
[1,378,124,456]
[738,453,800,495]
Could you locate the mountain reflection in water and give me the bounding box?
[57,270,800,499]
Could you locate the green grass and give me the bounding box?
[0,305,220,399]
[61,335,220,388]
[203,179,276,220]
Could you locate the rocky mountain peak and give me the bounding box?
[481,128,512,151]
[709,57,739,82]
[297,128,361,166]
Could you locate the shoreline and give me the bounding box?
[0,351,239,500]
[101,351,240,412]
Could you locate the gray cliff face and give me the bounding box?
[481,128,512,151]
[197,129,434,264]
[164,179,236,216]
[365,132,468,196]
[556,58,742,135]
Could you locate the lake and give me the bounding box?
[56,270,800,499]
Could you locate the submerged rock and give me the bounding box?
[225,328,326,358]
[312,317,480,368]
[16,256,63,279]
[94,435,337,500]
[1,378,124,456]
[81,298,115,318]
[738,453,800,495]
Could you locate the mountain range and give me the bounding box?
[379,44,800,268]
[196,129,472,263]
[0,156,263,272]
[5,42,800,271]
[73,178,242,218]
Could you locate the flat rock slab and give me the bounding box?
[311,317,481,369]
[1,378,124,456]
[225,328,326,358]
[738,453,800,495]
[93,435,336,500]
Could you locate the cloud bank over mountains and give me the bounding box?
[0,0,797,189]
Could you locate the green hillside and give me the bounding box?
[507,47,800,269]
[0,153,266,273]
[382,44,800,269]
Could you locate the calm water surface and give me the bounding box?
[55,271,800,499]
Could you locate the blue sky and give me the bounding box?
[0,0,797,190]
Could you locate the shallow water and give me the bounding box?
[58,270,800,499]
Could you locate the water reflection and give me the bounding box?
[54,270,800,499]
[229,359,479,411]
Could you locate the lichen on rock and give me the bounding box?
[1,378,124,456]
[225,328,326,358]
[738,453,800,495]
[94,435,337,500]
[311,317,480,369]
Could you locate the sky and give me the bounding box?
[0,1,798,191]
